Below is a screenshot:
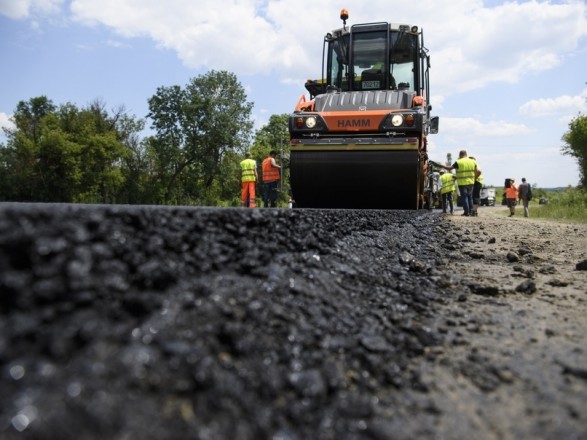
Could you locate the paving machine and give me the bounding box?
[288,9,439,209]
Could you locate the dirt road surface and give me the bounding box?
[429,207,587,439]
[0,203,586,439]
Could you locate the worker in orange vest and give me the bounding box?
[240,152,258,207]
[505,178,518,217]
[261,150,281,208]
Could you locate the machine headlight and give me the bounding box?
[305,116,317,128]
[391,114,404,127]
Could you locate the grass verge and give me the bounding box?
[518,188,586,224]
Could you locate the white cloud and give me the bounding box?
[0,112,15,136]
[0,0,63,19]
[426,1,587,95]
[65,0,583,98]
[5,0,582,94]
[440,116,530,137]
[106,39,130,49]
[69,0,294,74]
[2,0,585,90]
[0,0,30,19]
[519,88,587,117]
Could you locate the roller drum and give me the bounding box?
[290,150,420,209]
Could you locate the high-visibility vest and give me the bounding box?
[476,174,484,185]
[262,157,280,182]
[240,158,257,182]
[440,172,456,194]
[455,157,476,186]
[505,184,518,199]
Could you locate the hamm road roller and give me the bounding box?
[288,9,439,209]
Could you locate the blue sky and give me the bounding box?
[1,0,586,188]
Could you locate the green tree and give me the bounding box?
[69,101,130,203]
[561,113,587,189]
[0,97,137,203]
[147,70,254,205]
[13,96,56,145]
[0,97,59,200]
[114,113,150,204]
[253,114,290,157]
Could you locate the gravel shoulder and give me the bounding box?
[429,206,587,439]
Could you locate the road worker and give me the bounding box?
[469,156,483,217]
[261,150,281,208]
[240,152,258,208]
[505,178,518,217]
[439,169,456,214]
[517,177,531,217]
[440,150,478,216]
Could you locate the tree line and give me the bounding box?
[562,113,587,190]
[0,70,291,206]
[1,69,586,206]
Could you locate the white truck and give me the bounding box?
[480,186,496,206]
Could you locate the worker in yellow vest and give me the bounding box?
[440,150,478,216]
[439,169,456,214]
[240,152,258,207]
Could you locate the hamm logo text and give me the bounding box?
[337,119,370,128]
